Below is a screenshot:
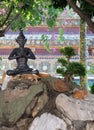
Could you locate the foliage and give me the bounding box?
[52,0,94,19]
[65,62,86,76]
[0,0,94,36]
[56,46,86,78]
[90,83,94,94]
[51,0,67,9]
[51,0,94,33]
[58,28,65,43]
[88,65,94,75]
[60,46,75,57]
[0,57,2,61]
[41,34,50,52]
[0,0,60,36]
[41,28,65,51]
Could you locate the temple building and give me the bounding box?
[0,8,94,77]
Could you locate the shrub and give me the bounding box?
[90,83,94,94]
[56,46,86,80]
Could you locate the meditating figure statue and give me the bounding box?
[6,29,39,76]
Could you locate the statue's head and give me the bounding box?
[16,29,27,47]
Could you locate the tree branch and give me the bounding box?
[0,13,20,37]
[0,3,13,28]
[66,0,94,33]
[84,0,94,6]
[7,13,20,31]
[0,30,5,37]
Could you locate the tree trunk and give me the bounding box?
[64,75,80,90]
[80,18,88,89]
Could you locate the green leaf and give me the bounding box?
[41,34,48,42]
[66,62,86,76]
[56,68,65,76]
[59,28,64,35]
[60,46,75,57]
[58,28,65,43]
[47,18,56,28]
[41,34,50,52]
[58,58,68,66]
[45,42,50,52]
[58,35,65,43]
[0,57,2,62]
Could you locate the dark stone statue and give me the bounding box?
[6,29,39,76]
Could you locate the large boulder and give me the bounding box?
[0,81,48,126]
[56,93,94,130]
[29,113,67,130]
[28,93,94,130]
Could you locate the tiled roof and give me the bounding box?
[6,26,94,36]
[35,48,61,56]
[0,48,61,56]
[0,49,12,55]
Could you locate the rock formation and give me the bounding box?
[0,73,93,130]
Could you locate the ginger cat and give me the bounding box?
[38,72,50,78]
[73,90,88,99]
[12,74,41,83]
